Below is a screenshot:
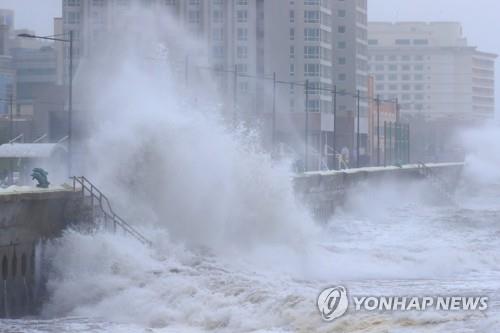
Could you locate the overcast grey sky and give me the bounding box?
[0,0,498,111]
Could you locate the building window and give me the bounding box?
[65,0,81,6]
[414,64,424,71]
[306,99,320,112]
[375,55,384,61]
[237,46,247,59]
[337,41,346,49]
[290,46,295,59]
[236,63,248,73]
[338,9,346,17]
[65,11,81,24]
[290,63,295,76]
[368,39,378,45]
[304,63,320,77]
[395,39,411,45]
[213,28,224,41]
[338,25,346,33]
[289,10,295,23]
[188,10,200,23]
[212,46,224,58]
[413,39,429,45]
[338,73,346,81]
[388,65,397,71]
[239,81,249,92]
[237,10,248,23]
[375,64,384,71]
[388,74,397,81]
[304,46,320,59]
[237,28,247,41]
[402,74,410,81]
[304,27,320,41]
[290,28,295,40]
[402,64,410,71]
[304,10,320,23]
[92,0,105,6]
[237,0,248,4]
[213,10,223,23]
[338,57,346,65]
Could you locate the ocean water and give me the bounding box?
[1,181,499,333]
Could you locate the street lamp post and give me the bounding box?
[18,31,74,177]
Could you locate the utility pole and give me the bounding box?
[384,121,387,167]
[68,30,73,177]
[356,89,360,168]
[395,97,400,123]
[272,72,276,155]
[233,64,237,127]
[332,85,337,169]
[304,80,309,172]
[8,93,13,185]
[185,55,189,86]
[376,95,381,166]
[407,124,411,164]
[388,122,393,165]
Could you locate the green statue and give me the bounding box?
[31,168,50,188]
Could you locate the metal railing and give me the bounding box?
[71,176,152,246]
[417,162,457,206]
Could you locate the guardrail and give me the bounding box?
[71,176,152,246]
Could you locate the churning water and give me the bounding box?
[2,9,500,331]
[2,180,500,332]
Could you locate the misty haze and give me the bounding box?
[0,1,498,332]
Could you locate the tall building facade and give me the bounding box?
[62,0,368,169]
[331,0,368,157]
[368,22,497,120]
[0,10,14,115]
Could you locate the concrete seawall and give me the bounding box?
[294,163,464,221]
[0,188,80,318]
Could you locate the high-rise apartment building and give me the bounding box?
[331,0,368,157]
[62,0,368,169]
[368,22,496,120]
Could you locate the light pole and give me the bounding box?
[18,31,74,177]
[356,89,360,168]
[376,95,380,166]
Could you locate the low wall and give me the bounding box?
[0,188,80,318]
[294,163,464,221]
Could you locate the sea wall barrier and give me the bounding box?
[0,188,81,318]
[294,162,464,221]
